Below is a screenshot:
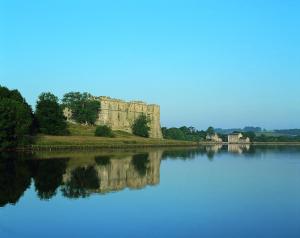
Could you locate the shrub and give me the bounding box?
[95,125,114,137]
[132,114,150,138]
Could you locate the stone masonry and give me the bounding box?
[64,96,163,139]
[95,96,162,139]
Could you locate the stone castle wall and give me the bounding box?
[64,96,163,139]
[95,96,162,139]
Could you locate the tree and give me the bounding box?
[242,131,256,142]
[95,156,111,166]
[30,158,68,200]
[206,126,215,136]
[0,86,33,150]
[163,128,186,140]
[61,166,99,198]
[95,125,114,137]
[62,92,100,125]
[132,114,151,137]
[35,92,68,135]
[162,126,207,141]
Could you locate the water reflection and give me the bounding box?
[0,155,31,207]
[61,151,161,198]
[228,144,250,154]
[30,158,69,200]
[0,151,163,206]
[1,145,300,207]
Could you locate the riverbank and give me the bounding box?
[18,136,300,151]
[19,134,198,151]
[14,124,300,151]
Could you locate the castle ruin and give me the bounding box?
[65,96,163,139]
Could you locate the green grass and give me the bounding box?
[67,123,96,136]
[31,123,197,149]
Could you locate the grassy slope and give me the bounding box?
[34,123,196,148]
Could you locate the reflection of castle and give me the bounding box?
[206,133,223,143]
[205,145,223,153]
[62,151,162,197]
[1,146,260,207]
[228,144,250,154]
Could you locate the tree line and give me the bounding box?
[162,126,214,142]
[2,85,299,150]
[0,153,151,206]
[0,85,151,150]
[161,126,300,143]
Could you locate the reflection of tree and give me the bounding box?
[162,148,207,160]
[62,166,99,198]
[29,159,68,200]
[0,155,31,207]
[206,150,215,161]
[242,146,256,155]
[132,153,149,176]
[95,156,111,166]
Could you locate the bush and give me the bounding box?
[132,114,150,138]
[95,125,114,137]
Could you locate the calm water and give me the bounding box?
[0,145,300,238]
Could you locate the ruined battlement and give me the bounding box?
[64,95,163,139]
[96,96,162,139]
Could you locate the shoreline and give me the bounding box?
[20,142,198,151]
[14,141,300,152]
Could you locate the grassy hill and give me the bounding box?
[31,123,197,150]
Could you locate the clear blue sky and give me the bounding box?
[1,0,299,129]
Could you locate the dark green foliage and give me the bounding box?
[95,125,114,137]
[0,86,33,150]
[207,150,215,160]
[95,156,111,166]
[215,127,262,134]
[61,166,99,198]
[206,126,215,136]
[132,153,149,176]
[0,86,27,104]
[254,135,300,142]
[242,131,256,142]
[30,158,68,200]
[132,114,150,137]
[162,126,206,141]
[62,92,100,125]
[35,92,69,135]
[0,155,31,207]
[219,133,228,142]
[163,127,185,140]
[239,131,300,142]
